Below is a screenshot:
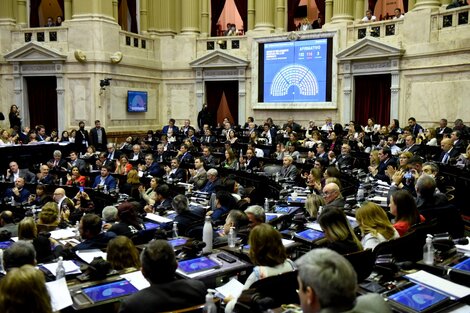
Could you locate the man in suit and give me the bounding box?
[92,166,117,190]
[128,144,145,164]
[105,143,122,162]
[201,146,217,167]
[89,120,107,151]
[34,164,55,185]
[5,161,35,183]
[280,156,298,180]
[154,144,170,163]
[36,125,51,142]
[370,147,396,183]
[336,144,354,171]
[73,214,116,251]
[188,157,207,190]
[119,240,206,313]
[435,118,452,142]
[4,177,30,204]
[0,210,18,237]
[47,150,68,172]
[240,148,259,171]
[163,158,187,182]
[75,121,90,153]
[407,117,424,137]
[53,187,75,222]
[176,143,194,165]
[200,168,221,194]
[315,142,329,161]
[296,248,391,313]
[95,152,116,172]
[139,154,164,177]
[402,135,421,155]
[438,138,459,164]
[162,118,179,135]
[322,183,345,211]
[450,130,466,153]
[67,151,87,173]
[260,122,276,146]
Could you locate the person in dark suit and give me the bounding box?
[369,147,396,183]
[92,166,117,190]
[200,128,217,144]
[154,144,171,163]
[74,121,90,153]
[161,118,179,135]
[139,154,164,177]
[260,123,276,146]
[67,151,87,173]
[34,164,55,185]
[176,143,194,165]
[240,148,259,171]
[4,177,30,204]
[402,135,421,155]
[435,118,453,142]
[165,194,203,236]
[315,143,329,161]
[282,118,302,133]
[280,156,298,180]
[89,120,107,151]
[5,161,35,183]
[47,150,68,172]
[95,152,116,172]
[407,117,424,137]
[128,144,145,164]
[73,214,116,251]
[163,158,187,182]
[437,138,460,164]
[118,239,206,313]
[451,130,466,154]
[105,143,122,162]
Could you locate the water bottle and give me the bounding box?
[228,227,236,248]
[202,216,213,254]
[73,221,80,237]
[356,183,365,204]
[0,250,4,274]
[172,222,179,238]
[423,234,434,265]
[275,172,279,183]
[203,290,217,313]
[103,185,108,194]
[264,198,270,213]
[56,256,66,280]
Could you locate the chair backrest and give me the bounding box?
[344,249,374,283]
[373,230,421,262]
[246,270,299,309]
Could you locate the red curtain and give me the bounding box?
[211,0,227,36]
[26,76,58,132]
[314,0,325,22]
[287,0,301,31]
[205,81,239,125]
[354,75,391,127]
[233,0,248,33]
[30,0,42,27]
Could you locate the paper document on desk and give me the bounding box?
[50,228,76,239]
[42,260,81,276]
[305,222,322,231]
[121,271,150,290]
[216,278,244,298]
[369,196,388,203]
[145,212,172,224]
[405,270,470,299]
[76,249,107,264]
[46,278,73,311]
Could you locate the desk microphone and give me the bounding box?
[453,238,469,245]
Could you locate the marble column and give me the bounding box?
[331,0,354,23]
[153,0,176,35]
[64,0,72,21]
[201,0,209,36]
[325,0,333,23]
[181,0,199,34]
[73,0,114,20]
[275,0,285,32]
[413,0,441,10]
[140,0,148,33]
[16,0,27,27]
[247,0,255,31]
[112,0,118,21]
[408,0,416,10]
[254,0,275,32]
[355,0,364,21]
[0,0,15,23]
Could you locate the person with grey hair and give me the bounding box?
[280,155,298,180]
[119,240,206,313]
[244,205,265,229]
[3,241,37,271]
[200,168,221,193]
[296,248,391,313]
[102,205,118,230]
[47,149,67,171]
[167,194,204,237]
[215,209,250,246]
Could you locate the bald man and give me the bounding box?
[438,138,459,164]
[53,188,75,223]
[322,183,345,211]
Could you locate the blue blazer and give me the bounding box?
[92,175,117,190]
[162,125,179,135]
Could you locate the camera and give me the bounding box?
[99,78,112,88]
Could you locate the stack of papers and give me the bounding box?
[42,260,81,276]
[405,270,470,299]
[75,249,107,264]
[120,271,150,290]
[145,213,172,224]
[46,278,73,311]
[215,279,244,298]
[50,228,77,239]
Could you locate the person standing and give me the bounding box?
[75,121,90,154]
[8,105,21,130]
[90,120,107,151]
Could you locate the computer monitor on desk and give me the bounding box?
[175,252,252,289]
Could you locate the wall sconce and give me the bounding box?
[217,40,227,49]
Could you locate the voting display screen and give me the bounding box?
[259,38,332,103]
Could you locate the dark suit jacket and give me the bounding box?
[403,144,421,155]
[438,148,460,163]
[68,158,87,173]
[410,123,424,137]
[435,127,452,139]
[245,157,260,171]
[7,169,36,183]
[168,168,187,182]
[75,129,90,153]
[118,278,206,313]
[89,127,107,149]
[162,125,179,135]
[178,152,194,165]
[145,162,163,177]
[4,187,31,203]
[106,150,122,161]
[92,174,117,190]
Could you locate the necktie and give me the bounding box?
[443,153,450,164]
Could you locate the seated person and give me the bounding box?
[176,143,194,165]
[2,241,37,272]
[18,217,59,263]
[296,248,391,313]
[92,166,117,191]
[36,202,60,231]
[207,190,235,224]
[4,177,30,205]
[389,190,425,236]
[225,224,296,312]
[34,164,55,185]
[5,161,35,183]
[118,240,206,313]
[107,236,141,271]
[361,9,376,23]
[214,209,250,246]
[165,194,204,237]
[0,210,18,237]
[318,208,363,255]
[355,202,399,250]
[73,214,117,251]
[108,202,144,238]
[322,183,345,211]
[102,205,118,230]
[163,158,187,182]
[47,150,67,172]
[27,185,53,208]
[139,177,159,206]
[279,156,298,180]
[188,157,208,190]
[199,168,221,194]
[146,184,172,213]
[67,151,87,173]
[65,166,86,187]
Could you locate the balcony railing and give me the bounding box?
[432,6,470,29]
[11,26,68,49]
[348,19,403,42]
